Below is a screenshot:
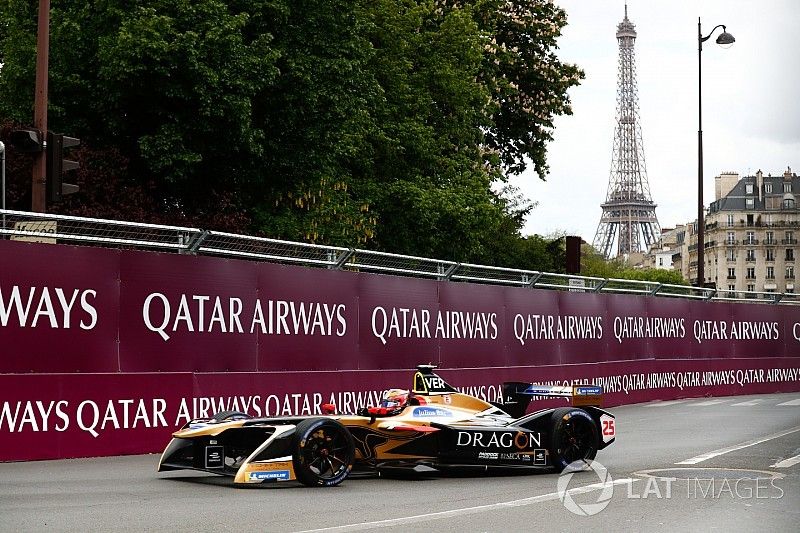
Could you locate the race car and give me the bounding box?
[157,365,615,486]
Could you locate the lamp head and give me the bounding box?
[716,29,735,48]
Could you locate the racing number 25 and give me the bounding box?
[602,419,615,437]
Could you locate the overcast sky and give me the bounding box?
[512,0,800,243]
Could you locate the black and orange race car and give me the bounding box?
[157,365,616,486]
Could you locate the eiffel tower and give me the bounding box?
[593,4,660,258]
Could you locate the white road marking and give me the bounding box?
[295,478,636,532]
[730,400,763,406]
[770,454,800,468]
[645,400,688,407]
[777,399,800,406]
[688,399,727,406]
[676,426,800,465]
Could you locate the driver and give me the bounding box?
[366,388,409,416]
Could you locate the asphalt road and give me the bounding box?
[1,392,799,532]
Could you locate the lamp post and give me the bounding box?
[697,18,735,288]
[0,141,5,230]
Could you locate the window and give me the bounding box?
[766,249,775,261]
[766,266,775,279]
[727,214,734,227]
[746,249,756,261]
[765,183,773,193]
[747,284,756,293]
[727,267,736,279]
[746,231,755,244]
[787,287,795,294]
[784,197,796,209]
[766,231,774,244]
[785,182,793,193]
[746,267,755,279]
[727,248,736,261]
[727,231,735,245]
[787,266,795,279]
[728,284,736,292]
[788,249,796,261]
[786,231,795,244]
[746,198,754,209]
[746,183,753,194]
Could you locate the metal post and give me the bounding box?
[0,141,5,231]
[697,17,704,288]
[32,0,50,213]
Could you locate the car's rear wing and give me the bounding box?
[496,382,603,418]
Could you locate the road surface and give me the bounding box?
[1,392,799,532]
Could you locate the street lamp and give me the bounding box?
[0,141,5,229]
[697,18,735,288]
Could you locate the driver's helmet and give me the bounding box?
[379,389,409,412]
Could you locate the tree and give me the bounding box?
[581,244,688,285]
[0,0,586,266]
[475,0,584,177]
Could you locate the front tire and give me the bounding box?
[292,418,355,487]
[550,408,599,472]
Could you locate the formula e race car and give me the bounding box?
[157,366,616,487]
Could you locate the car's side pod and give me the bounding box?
[492,382,535,418]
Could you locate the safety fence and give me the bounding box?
[0,209,796,305]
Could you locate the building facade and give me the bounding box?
[673,167,798,294]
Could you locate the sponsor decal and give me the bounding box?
[478,452,499,460]
[205,445,224,469]
[456,430,541,449]
[526,388,555,395]
[499,452,532,462]
[248,470,290,481]
[412,407,452,418]
[249,461,292,471]
[533,449,547,465]
[575,386,603,396]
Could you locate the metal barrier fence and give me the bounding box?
[1,209,797,305]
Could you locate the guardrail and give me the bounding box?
[1,209,797,305]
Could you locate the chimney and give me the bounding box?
[715,171,739,200]
[784,166,793,180]
[756,169,763,202]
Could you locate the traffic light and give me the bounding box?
[9,129,43,153]
[46,132,80,203]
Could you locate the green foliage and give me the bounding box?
[0,0,583,265]
[581,245,688,285]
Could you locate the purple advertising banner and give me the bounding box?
[1,239,800,461]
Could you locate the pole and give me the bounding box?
[1,141,5,231]
[32,0,50,213]
[697,17,704,288]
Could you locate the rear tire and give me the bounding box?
[550,407,599,472]
[292,418,355,487]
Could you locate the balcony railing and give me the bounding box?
[782,238,798,245]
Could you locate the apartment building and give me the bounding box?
[674,167,798,293]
